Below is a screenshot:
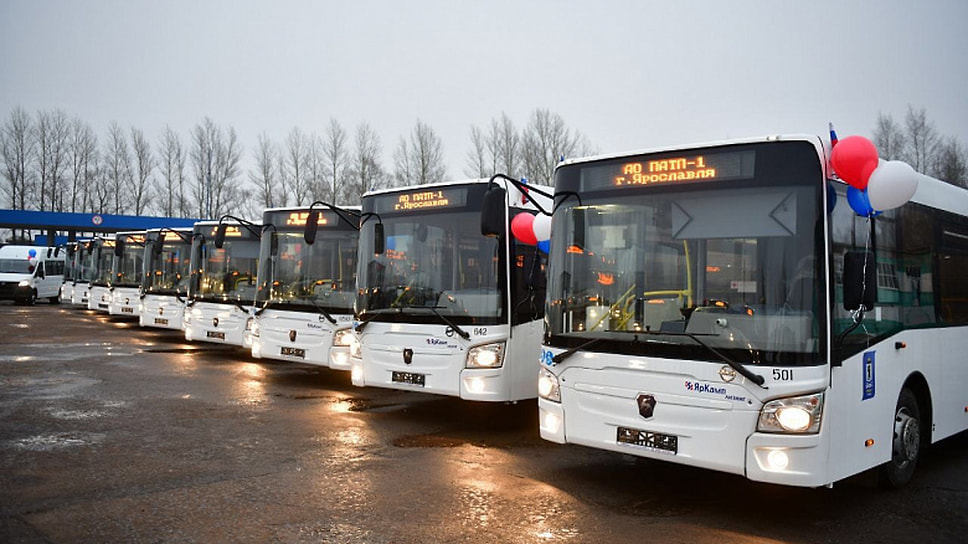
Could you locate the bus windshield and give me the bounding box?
[144,239,191,296]
[93,245,114,285]
[256,230,358,312]
[356,184,506,326]
[190,238,260,303]
[114,240,144,287]
[548,142,825,366]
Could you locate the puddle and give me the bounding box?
[47,408,109,420]
[9,432,106,451]
[393,434,469,448]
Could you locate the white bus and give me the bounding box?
[59,241,80,303]
[88,237,115,312]
[0,244,65,305]
[183,219,262,346]
[107,231,146,317]
[249,204,360,368]
[140,228,193,330]
[71,239,97,306]
[351,178,552,402]
[537,134,968,488]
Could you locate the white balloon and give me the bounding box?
[866,160,918,211]
[532,213,552,241]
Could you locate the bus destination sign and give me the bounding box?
[580,149,756,192]
[374,187,469,214]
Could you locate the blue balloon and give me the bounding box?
[537,239,550,254]
[28,249,37,258]
[846,186,881,217]
[826,182,838,214]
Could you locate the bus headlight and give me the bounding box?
[466,342,505,368]
[18,279,30,287]
[758,392,824,434]
[538,366,561,403]
[333,328,354,347]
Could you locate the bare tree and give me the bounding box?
[521,108,591,184]
[1,106,35,211]
[190,117,243,219]
[464,125,489,179]
[283,127,311,205]
[249,132,284,209]
[932,136,968,188]
[872,112,906,161]
[903,106,940,173]
[346,122,387,205]
[104,121,132,214]
[321,118,349,203]
[67,117,98,212]
[465,113,523,180]
[157,126,188,217]
[35,108,71,211]
[129,127,154,215]
[393,119,446,187]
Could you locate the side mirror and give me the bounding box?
[304,210,320,245]
[373,223,385,255]
[270,234,279,257]
[153,240,164,257]
[480,186,506,237]
[572,208,586,251]
[843,251,876,311]
[214,224,228,249]
[114,238,125,257]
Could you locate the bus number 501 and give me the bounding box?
[773,369,794,381]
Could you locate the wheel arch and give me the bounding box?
[902,372,932,444]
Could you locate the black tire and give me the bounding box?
[49,293,60,304]
[26,290,37,306]
[879,388,922,489]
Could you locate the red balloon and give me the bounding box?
[511,213,537,245]
[831,135,880,190]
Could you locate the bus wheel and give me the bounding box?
[25,290,37,305]
[49,293,60,304]
[879,388,922,489]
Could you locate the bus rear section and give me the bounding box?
[538,135,968,488]
[249,206,360,368]
[140,228,192,330]
[351,179,550,402]
[72,240,97,306]
[183,220,261,346]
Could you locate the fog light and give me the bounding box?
[332,351,348,367]
[466,377,485,394]
[767,449,789,470]
[351,364,363,384]
[542,410,561,434]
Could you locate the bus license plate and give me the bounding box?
[392,371,425,386]
[154,318,168,325]
[206,331,225,340]
[281,347,305,358]
[617,426,678,454]
[122,307,134,313]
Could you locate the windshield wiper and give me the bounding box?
[551,329,767,389]
[355,308,400,332]
[297,296,337,324]
[652,330,767,389]
[427,306,470,340]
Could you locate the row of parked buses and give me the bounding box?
[27,134,968,489]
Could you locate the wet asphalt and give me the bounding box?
[1,303,966,544]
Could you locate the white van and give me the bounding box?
[0,245,66,305]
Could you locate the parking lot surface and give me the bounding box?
[1,304,966,543]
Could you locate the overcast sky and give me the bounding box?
[2,0,966,180]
